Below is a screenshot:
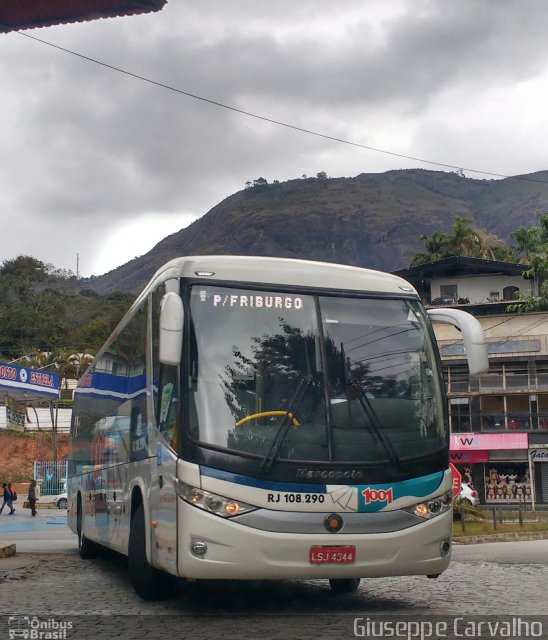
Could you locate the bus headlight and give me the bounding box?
[403,489,453,519]
[176,480,257,518]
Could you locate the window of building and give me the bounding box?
[479,368,503,391]
[440,284,458,302]
[446,367,469,393]
[505,365,529,390]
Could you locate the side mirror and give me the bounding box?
[159,291,184,366]
[427,307,488,376]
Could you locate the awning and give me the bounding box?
[0,0,166,33]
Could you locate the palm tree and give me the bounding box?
[449,216,479,256]
[510,226,540,263]
[410,231,453,266]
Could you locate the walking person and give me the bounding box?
[27,479,39,517]
[0,483,10,514]
[0,482,15,515]
[7,482,16,514]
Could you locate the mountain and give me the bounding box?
[87,168,548,294]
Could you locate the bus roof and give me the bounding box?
[142,255,418,298]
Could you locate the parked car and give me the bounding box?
[459,481,480,506]
[50,492,68,509]
[38,480,68,509]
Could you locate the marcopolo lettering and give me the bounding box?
[296,468,363,481]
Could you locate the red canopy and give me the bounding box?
[0,0,166,33]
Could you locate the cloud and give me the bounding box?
[1,0,548,276]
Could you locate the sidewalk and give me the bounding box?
[0,507,76,560]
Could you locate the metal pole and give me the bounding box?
[528,451,536,512]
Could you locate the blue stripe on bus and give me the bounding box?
[200,466,445,501]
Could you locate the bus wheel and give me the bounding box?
[329,578,361,594]
[128,503,174,601]
[77,501,98,560]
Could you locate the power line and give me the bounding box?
[6,26,548,186]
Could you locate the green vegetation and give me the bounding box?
[411,211,548,314]
[410,215,517,265]
[506,213,548,312]
[0,256,136,381]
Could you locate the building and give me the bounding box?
[395,257,548,508]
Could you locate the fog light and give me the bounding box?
[191,540,208,557]
[440,540,451,557]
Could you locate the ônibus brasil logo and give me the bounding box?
[361,487,394,505]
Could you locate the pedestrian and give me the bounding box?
[7,482,16,514]
[27,479,40,517]
[0,483,10,514]
[0,482,15,515]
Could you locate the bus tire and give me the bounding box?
[77,500,98,560]
[329,578,361,594]
[128,503,174,601]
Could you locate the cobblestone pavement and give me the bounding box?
[1,546,547,639]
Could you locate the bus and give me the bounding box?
[67,255,488,600]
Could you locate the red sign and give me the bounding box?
[450,463,462,497]
[450,450,489,463]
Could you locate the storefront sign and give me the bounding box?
[450,433,528,451]
[450,450,489,463]
[0,361,60,399]
[529,449,548,462]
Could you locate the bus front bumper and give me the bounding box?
[176,503,452,580]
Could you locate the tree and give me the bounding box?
[510,226,540,263]
[506,213,548,313]
[410,215,513,266]
[410,231,452,266]
[450,216,481,256]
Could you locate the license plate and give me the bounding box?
[309,545,356,564]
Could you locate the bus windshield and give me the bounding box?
[187,285,446,466]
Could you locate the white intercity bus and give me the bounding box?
[67,255,488,600]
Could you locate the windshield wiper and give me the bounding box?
[347,380,400,467]
[259,375,313,475]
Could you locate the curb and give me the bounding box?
[0,541,16,558]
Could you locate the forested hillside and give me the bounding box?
[3,168,548,362]
[0,256,135,361]
[88,168,548,294]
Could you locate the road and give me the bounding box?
[1,511,547,639]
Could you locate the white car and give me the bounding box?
[459,481,480,506]
[51,493,68,510]
[39,480,68,509]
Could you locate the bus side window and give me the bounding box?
[158,366,179,449]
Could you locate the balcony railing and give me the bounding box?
[450,412,548,433]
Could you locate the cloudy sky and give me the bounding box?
[2,1,548,277]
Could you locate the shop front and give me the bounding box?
[450,433,531,505]
[529,447,548,505]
